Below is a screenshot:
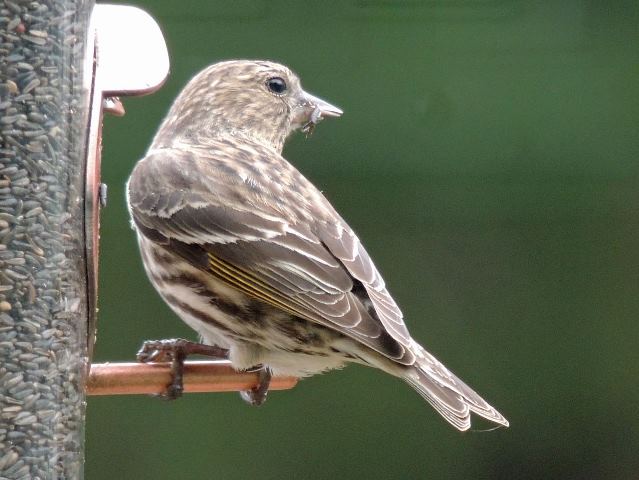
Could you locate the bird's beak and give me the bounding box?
[296,91,343,134]
[304,92,343,118]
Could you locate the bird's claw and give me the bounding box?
[136,339,176,363]
[239,366,272,406]
[136,338,229,400]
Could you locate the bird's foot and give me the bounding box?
[239,366,272,406]
[136,338,229,400]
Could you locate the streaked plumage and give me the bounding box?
[127,60,508,431]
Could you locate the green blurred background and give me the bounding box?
[87,1,639,478]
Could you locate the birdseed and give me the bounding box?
[0,0,91,478]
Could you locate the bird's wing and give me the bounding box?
[128,146,414,364]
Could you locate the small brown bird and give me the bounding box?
[127,60,508,431]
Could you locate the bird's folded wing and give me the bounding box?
[128,148,414,364]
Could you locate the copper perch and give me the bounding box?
[87,360,298,396]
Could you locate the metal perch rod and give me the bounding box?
[87,361,298,396]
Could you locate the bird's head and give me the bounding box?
[154,60,342,152]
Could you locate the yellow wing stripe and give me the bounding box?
[207,253,307,318]
[208,255,305,317]
[208,254,288,310]
[208,253,286,299]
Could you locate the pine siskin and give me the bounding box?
[126,60,508,431]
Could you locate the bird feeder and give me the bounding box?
[0,4,296,477]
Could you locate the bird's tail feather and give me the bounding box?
[403,343,509,431]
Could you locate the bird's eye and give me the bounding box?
[266,77,287,95]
